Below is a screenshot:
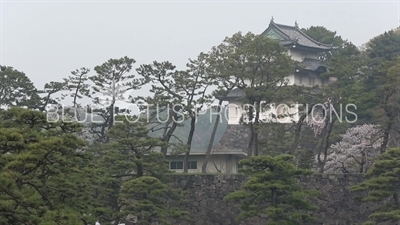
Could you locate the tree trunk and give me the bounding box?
[247,105,255,157]
[160,112,180,156]
[360,151,366,173]
[136,154,143,177]
[380,121,392,154]
[247,127,254,157]
[73,80,82,121]
[108,102,115,130]
[317,117,336,173]
[253,133,259,156]
[202,100,223,173]
[103,103,115,143]
[253,102,260,156]
[183,117,196,173]
[290,105,313,155]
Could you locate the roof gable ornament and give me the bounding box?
[270,16,274,23]
[295,20,298,28]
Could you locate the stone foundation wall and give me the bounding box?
[168,174,382,225]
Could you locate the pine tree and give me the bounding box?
[212,32,296,157]
[355,29,400,153]
[0,66,41,108]
[63,67,91,121]
[136,54,212,173]
[135,61,184,156]
[89,56,142,142]
[0,107,100,225]
[350,148,400,224]
[91,115,188,224]
[225,154,318,225]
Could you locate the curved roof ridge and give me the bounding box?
[271,20,334,48]
[295,26,334,47]
[273,22,296,30]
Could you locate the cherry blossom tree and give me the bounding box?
[304,98,339,173]
[305,102,329,137]
[322,124,384,173]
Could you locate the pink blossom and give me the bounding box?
[322,124,383,173]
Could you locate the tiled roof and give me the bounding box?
[261,20,334,50]
[300,58,328,71]
[216,87,244,100]
[226,87,245,98]
[213,125,249,155]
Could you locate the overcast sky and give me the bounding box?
[1,0,399,101]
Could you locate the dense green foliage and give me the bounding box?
[350,148,400,224]
[0,66,41,108]
[92,115,188,224]
[225,155,317,224]
[0,108,188,225]
[0,107,97,225]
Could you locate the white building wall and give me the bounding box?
[288,49,304,61]
[289,49,319,61]
[228,100,242,125]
